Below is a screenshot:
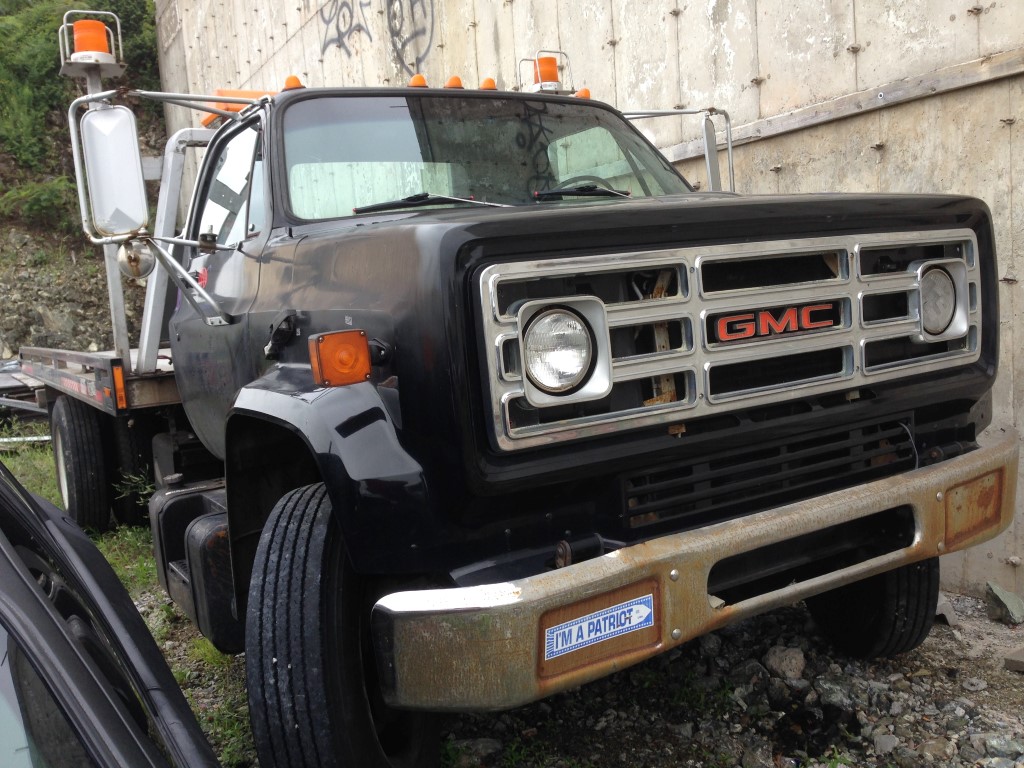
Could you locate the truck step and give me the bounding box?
[149,481,244,653]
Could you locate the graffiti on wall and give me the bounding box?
[317,0,435,76]
[320,0,374,56]
[388,0,434,75]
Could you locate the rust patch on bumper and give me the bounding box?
[945,469,1005,550]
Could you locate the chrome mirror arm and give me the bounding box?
[142,238,234,326]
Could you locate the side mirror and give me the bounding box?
[80,106,148,237]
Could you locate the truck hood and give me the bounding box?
[288,191,989,247]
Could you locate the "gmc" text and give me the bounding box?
[715,304,836,342]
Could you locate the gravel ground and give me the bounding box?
[444,593,1024,767]
[142,585,1024,767]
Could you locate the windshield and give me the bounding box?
[281,93,690,219]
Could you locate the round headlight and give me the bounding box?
[523,308,593,394]
[921,268,955,335]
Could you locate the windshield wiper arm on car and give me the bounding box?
[533,184,631,201]
[352,192,511,215]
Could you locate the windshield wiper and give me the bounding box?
[533,184,631,201]
[352,192,511,215]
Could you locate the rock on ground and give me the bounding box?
[444,595,1024,767]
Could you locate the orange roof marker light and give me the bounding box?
[408,73,428,87]
[309,330,372,388]
[58,11,125,78]
[283,75,304,90]
[200,87,276,127]
[479,77,497,91]
[444,75,464,89]
[574,87,592,99]
[517,50,575,96]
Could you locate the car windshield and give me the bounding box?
[281,93,690,219]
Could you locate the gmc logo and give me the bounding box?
[711,302,839,343]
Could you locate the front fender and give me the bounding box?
[227,364,434,582]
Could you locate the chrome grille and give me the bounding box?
[477,229,981,451]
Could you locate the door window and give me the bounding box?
[196,123,263,247]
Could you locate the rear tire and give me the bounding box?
[246,483,438,768]
[108,415,155,526]
[50,396,111,531]
[806,557,939,658]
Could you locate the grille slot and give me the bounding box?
[862,291,910,323]
[864,332,972,370]
[494,266,685,316]
[623,417,916,531]
[477,230,981,451]
[859,241,970,275]
[701,250,845,293]
[708,347,849,398]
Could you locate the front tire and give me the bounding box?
[806,557,939,658]
[50,395,111,531]
[246,483,438,768]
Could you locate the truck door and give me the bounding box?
[169,117,268,459]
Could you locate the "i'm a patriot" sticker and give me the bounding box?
[544,594,655,661]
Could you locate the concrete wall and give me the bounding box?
[153,0,1024,595]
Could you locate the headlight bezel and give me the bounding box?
[910,259,969,343]
[516,296,613,407]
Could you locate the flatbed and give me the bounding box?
[19,346,179,416]
[0,363,46,418]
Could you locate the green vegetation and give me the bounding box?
[0,0,159,236]
[0,177,77,231]
[0,418,59,505]
[186,663,253,765]
[113,466,156,508]
[189,636,233,669]
[93,523,157,597]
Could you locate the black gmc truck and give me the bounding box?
[22,21,1019,768]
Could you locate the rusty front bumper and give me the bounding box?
[372,429,1019,711]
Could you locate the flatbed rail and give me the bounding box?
[0,367,46,417]
[19,346,180,416]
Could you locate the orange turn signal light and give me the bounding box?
[309,330,372,387]
[408,73,428,87]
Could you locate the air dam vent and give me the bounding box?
[707,505,916,606]
[477,230,981,451]
[622,415,916,532]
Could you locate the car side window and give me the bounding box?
[196,123,262,247]
[0,624,97,767]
